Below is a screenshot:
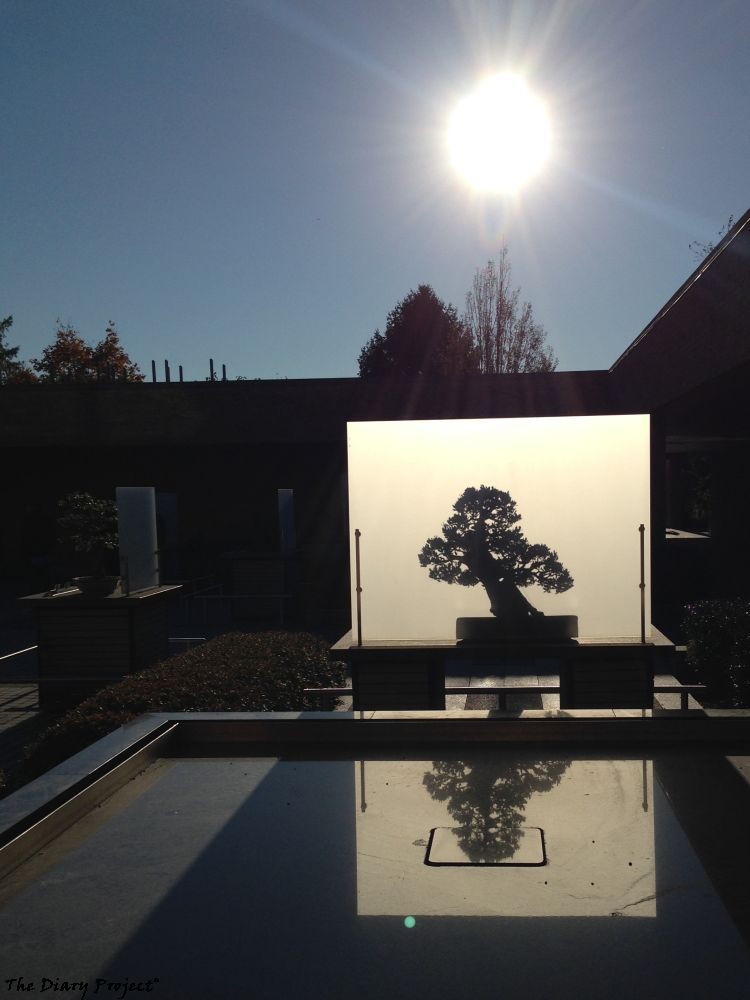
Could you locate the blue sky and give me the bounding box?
[2,0,748,381]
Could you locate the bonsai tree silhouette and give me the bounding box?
[57,492,118,577]
[423,756,569,862]
[418,485,573,624]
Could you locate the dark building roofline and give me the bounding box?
[607,206,750,412]
[0,370,625,450]
[610,207,750,373]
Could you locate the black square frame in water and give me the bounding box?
[425,823,547,866]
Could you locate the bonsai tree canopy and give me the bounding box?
[418,485,573,625]
[57,492,119,578]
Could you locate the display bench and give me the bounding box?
[20,585,182,708]
[333,629,685,711]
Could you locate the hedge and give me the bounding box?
[682,600,750,707]
[7,630,345,793]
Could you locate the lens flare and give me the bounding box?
[448,74,551,193]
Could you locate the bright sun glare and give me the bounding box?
[448,74,551,193]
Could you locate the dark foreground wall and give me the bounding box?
[1,350,747,631]
[0,371,620,612]
[0,369,620,450]
[610,209,750,412]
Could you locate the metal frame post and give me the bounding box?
[355,528,363,647]
[639,523,646,643]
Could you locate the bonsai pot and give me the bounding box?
[456,615,578,643]
[73,575,121,598]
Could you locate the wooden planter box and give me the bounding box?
[21,585,182,709]
[352,653,446,711]
[560,650,655,709]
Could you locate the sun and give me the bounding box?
[447,73,551,193]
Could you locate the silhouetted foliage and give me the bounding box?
[32,321,143,382]
[418,485,573,623]
[57,492,118,576]
[358,284,479,376]
[0,314,37,384]
[91,322,144,381]
[689,214,736,262]
[32,323,93,381]
[682,454,712,528]
[683,599,750,707]
[423,755,568,862]
[464,247,557,373]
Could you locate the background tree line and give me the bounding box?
[0,318,143,384]
[357,212,739,378]
[4,218,733,385]
[358,245,557,377]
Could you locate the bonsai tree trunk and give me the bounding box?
[477,572,542,623]
[468,524,542,624]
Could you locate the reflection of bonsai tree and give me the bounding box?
[418,485,573,624]
[424,757,568,862]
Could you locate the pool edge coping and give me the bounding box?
[2,708,750,881]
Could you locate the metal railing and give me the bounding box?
[0,646,38,664]
[303,679,706,713]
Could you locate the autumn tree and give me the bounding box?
[464,248,557,373]
[32,324,94,381]
[418,485,573,625]
[0,315,37,384]
[358,285,479,376]
[32,322,143,382]
[91,323,144,381]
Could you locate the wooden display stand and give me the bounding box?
[334,630,679,712]
[21,585,182,709]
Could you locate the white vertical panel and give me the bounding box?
[116,486,159,594]
[347,415,650,640]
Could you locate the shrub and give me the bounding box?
[11,631,345,792]
[682,600,750,707]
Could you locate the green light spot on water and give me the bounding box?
[404,916,416,929]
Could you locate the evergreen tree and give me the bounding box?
[0,315,36,384]
[358,285,479,376]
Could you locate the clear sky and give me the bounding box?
[2,0,748,382]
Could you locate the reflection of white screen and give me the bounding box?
[355,758,656,918]
[348,415,650,640]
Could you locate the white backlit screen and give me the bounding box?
[347,415,650,641]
